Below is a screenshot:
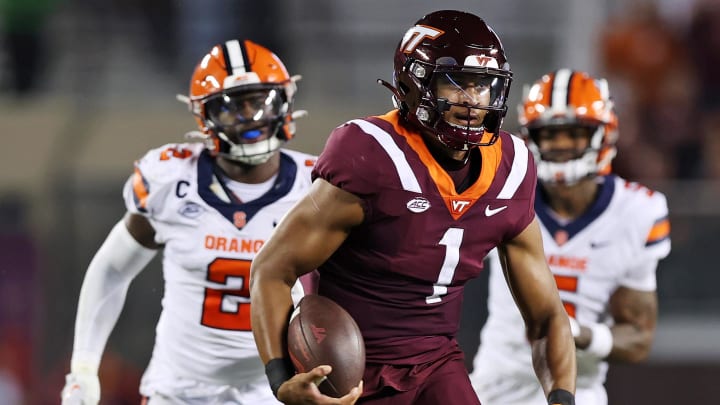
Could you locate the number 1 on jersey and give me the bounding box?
[426,227,464,304]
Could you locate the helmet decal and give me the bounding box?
[221,40,261,88]
[400,25,444,54]
[463,55,500,69]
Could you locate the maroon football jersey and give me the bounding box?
[312,110,537,364]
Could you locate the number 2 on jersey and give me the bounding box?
[159,146,192,160]
[201,258,252,331]
[426,227,464,304]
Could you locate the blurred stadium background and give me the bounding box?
[1,0,719,403]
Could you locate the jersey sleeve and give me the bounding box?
[501,133,538,243]
[312,122,394,197]
[635,190,671,261]
[122,143,198,218]
[620,188,671,290]
[619,259,659,291]
[280,148,318,185]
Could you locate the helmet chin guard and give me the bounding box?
[531,145,617,185]
[215,128,284,165]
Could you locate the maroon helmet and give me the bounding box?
[386,10,513,150]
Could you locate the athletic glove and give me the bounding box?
[61,372,100,405]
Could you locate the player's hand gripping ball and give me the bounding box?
[287,294,365,397]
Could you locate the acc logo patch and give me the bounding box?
[406,197,431,213]
[178,202,205,218]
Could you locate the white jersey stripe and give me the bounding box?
[496,135,529,199]
[225,40,247,76]
[551,68,572,110]
[349,119,422,193]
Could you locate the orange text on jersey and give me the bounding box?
[204,235,265,253]
[547,254,587,272]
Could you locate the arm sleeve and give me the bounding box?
[69,220,158,374]
[618,188,670,292]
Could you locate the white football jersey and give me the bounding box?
[122,143,316,396]
[471,175,671,399]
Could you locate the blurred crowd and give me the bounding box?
[600,0,720,180]
[2,1,718,182]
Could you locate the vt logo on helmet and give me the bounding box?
[380,10,513,151]
[180,39,306,165]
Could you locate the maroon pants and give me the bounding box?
[359,348,480,405]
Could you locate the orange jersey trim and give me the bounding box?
[646,217,670,246]
[132,166,150,211]
[375,111,503,219]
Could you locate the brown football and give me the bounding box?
[287,294,365,397]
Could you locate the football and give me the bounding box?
[287,294,365,397]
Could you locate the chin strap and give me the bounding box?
[377,79,402,100]
[377,79,404,110]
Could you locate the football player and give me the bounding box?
[60,39,316,404]
[470,69,671,405]
[249,10,576,405]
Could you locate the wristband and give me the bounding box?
[586,322,613,358]
[265,357,296,398]
[70,357,100,376]
[568,317,580,338]
[547,388,575,405]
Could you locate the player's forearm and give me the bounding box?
[250,271,295,364]
[574,321,653,363]
[606,323,654,363]
[530,313,577,395]
[600,286,658,363]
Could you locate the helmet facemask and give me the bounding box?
[185,39,305,166]
[409,63,511,150]
[201,84,291,165]
[525,121,616,185]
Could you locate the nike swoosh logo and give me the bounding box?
[485,205,508,217]
[590,241,611,249]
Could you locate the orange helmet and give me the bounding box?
[185,39,302,165]
[518,69,618,184]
